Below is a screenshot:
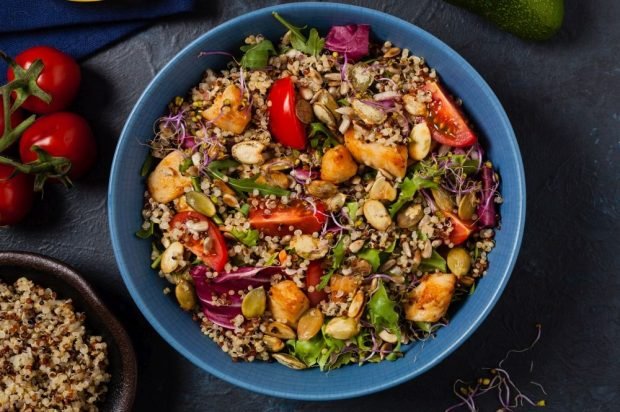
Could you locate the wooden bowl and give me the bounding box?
[0,251,137,411]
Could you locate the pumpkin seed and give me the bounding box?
[241,287,266,318]
[447,248,471,277]
[265,322,296,340]
[324,317,360,340]
[458,192,477,221]
[396,204,423,229]
[161,242,184,274]
[431,187,455,212]
[272,353,307,370]
[313,103,337,129]
[363,200,392,231]
[347,290,365,318]
[263,335,284,352]
[186,191,216,217]
[349,63,374,93]
[297,308,324,341]
[175,279,197,311]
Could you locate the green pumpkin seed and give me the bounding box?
[241,287,266,318]
[447,247,472,277]
[458,192,477,221]
[186,191,216,217]
[296,308,324,341]
[431,188,455,212]
[272,353,307,370]
[175,279,197,311]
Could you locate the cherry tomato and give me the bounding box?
[305,260,328,306]
[0,165,34,226]
[0,100,24,131]
[445,211,475,245]
[249,198,327,236]
[267,77,306,149]
[423,82,477,148]
[170,211,228,272]
[19,112,96,179]
[7,46,81,114]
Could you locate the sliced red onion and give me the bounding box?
[420,189,437,213]
[373,91,401,101]
[477,164,498,228]
[291,167,318,184]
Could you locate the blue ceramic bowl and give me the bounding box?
[109,2,525,400]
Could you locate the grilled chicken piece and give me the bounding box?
[321,145,357,184]
[202,85,251,134]
[147,150,191,203]
[344,126,407,179]
[404,273,456,322]
[268,280,310,327]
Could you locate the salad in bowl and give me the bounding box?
[136,13,502,372]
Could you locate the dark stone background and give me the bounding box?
[1,1,618,410]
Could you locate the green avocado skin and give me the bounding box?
[447,0,564,40]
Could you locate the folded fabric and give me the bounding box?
[0,0,195,81]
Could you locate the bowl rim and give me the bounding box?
[0,251,137,410]
[109,1,525,400]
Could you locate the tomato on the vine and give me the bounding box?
[7,46,81,114]
[0,165,34,226]
[19,112,96,179]
[0,100,24,132]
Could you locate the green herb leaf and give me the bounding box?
[358,248,381,272]
[272,12,324,56]
[318,235,347,290]
[389,175,438,217]
[415,321,432,333]
[150,254,162,270]
[288,335,323,367]
[337,98,350,106]
[368,281,400,337]
[179,157,193,174]
[309,122,339,151]
[190,176,202,192]
[239,203,251,217]
[135,222,154,239]
[207,159,290,196]
[140,152,154,177]
[345,201,359,222]
[230,228,259,247]
[240,39,276,69]
[265,253,278,266]
[309,122,333,138]
[212,214,224,225]
[419,249,447,272]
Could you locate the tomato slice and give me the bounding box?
[445,211,475,246]
[305,260,327,307]
[267,77,307,149]
[423,82,477,148]
[170,211,228,272]
[249,198,327,236]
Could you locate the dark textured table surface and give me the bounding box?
[2,1,619,410]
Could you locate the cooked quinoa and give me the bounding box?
[138,16,502,371]
[0,278,110,410]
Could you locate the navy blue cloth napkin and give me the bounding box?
[0,0,194,80]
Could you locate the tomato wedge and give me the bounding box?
[170,211,228,272]
[249,198,327,236]
[445,211,475,246]
[305,260,327,307]
[423,82,477,148]
[267,77,306,149]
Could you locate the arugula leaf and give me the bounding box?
[419,249,447,272]
[230,228,259,247]
[345,201,359,222]
[272,12,324,56]
[207,159,290,196]
[135,222,154,239]
[309,122,339,152]
[140,152,154,177]
[318,235,347,290]
[309,122,333,138]
[240,39,276,69]
[389,175,438,217]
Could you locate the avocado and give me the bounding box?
[447,0,564,41]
